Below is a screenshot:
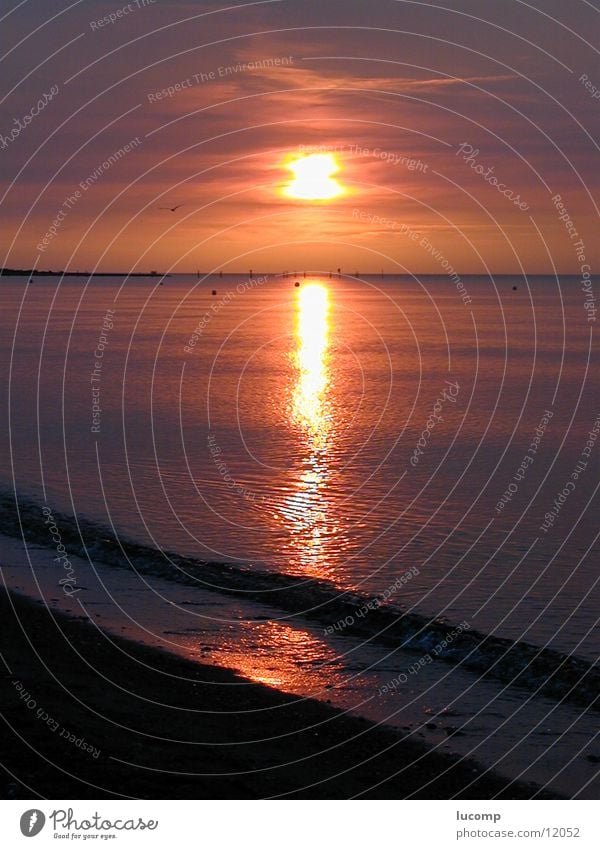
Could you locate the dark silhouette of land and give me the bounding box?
[0,590,558,800]
[0,268,169,278]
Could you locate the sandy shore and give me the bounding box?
[0,589,557,799]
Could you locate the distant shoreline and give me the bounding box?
[0,268,170,278]
[1,269,596,278]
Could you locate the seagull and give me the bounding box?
[159,204,185,212]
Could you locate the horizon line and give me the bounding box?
[1,268,596,278]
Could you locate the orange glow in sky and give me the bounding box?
[3,2,598,275]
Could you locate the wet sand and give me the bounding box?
[0,590,557,799]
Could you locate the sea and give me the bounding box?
[0,272,598,797]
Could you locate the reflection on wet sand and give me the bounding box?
[205,618,343,691]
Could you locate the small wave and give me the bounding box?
[1,491,598,711]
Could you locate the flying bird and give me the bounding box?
[159,204,185,212]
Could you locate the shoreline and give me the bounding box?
[0,589,558,800]
[0,270,170,278]
[1,492,597,714]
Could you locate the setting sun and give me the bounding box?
[283,153,344,200]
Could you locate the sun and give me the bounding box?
[283,153,344,200]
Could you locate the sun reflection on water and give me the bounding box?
[278,283,338,571]
[292,284,331,447]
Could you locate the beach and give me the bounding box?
[0,589,556,800]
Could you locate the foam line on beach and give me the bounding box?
[1,491,598,712]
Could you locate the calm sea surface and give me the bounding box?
[1,273,599,659]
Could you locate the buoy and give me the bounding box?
[513,286,517,290]
[212,289,217,295]
[294,281,300,287]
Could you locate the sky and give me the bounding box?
[1,0,599,273]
